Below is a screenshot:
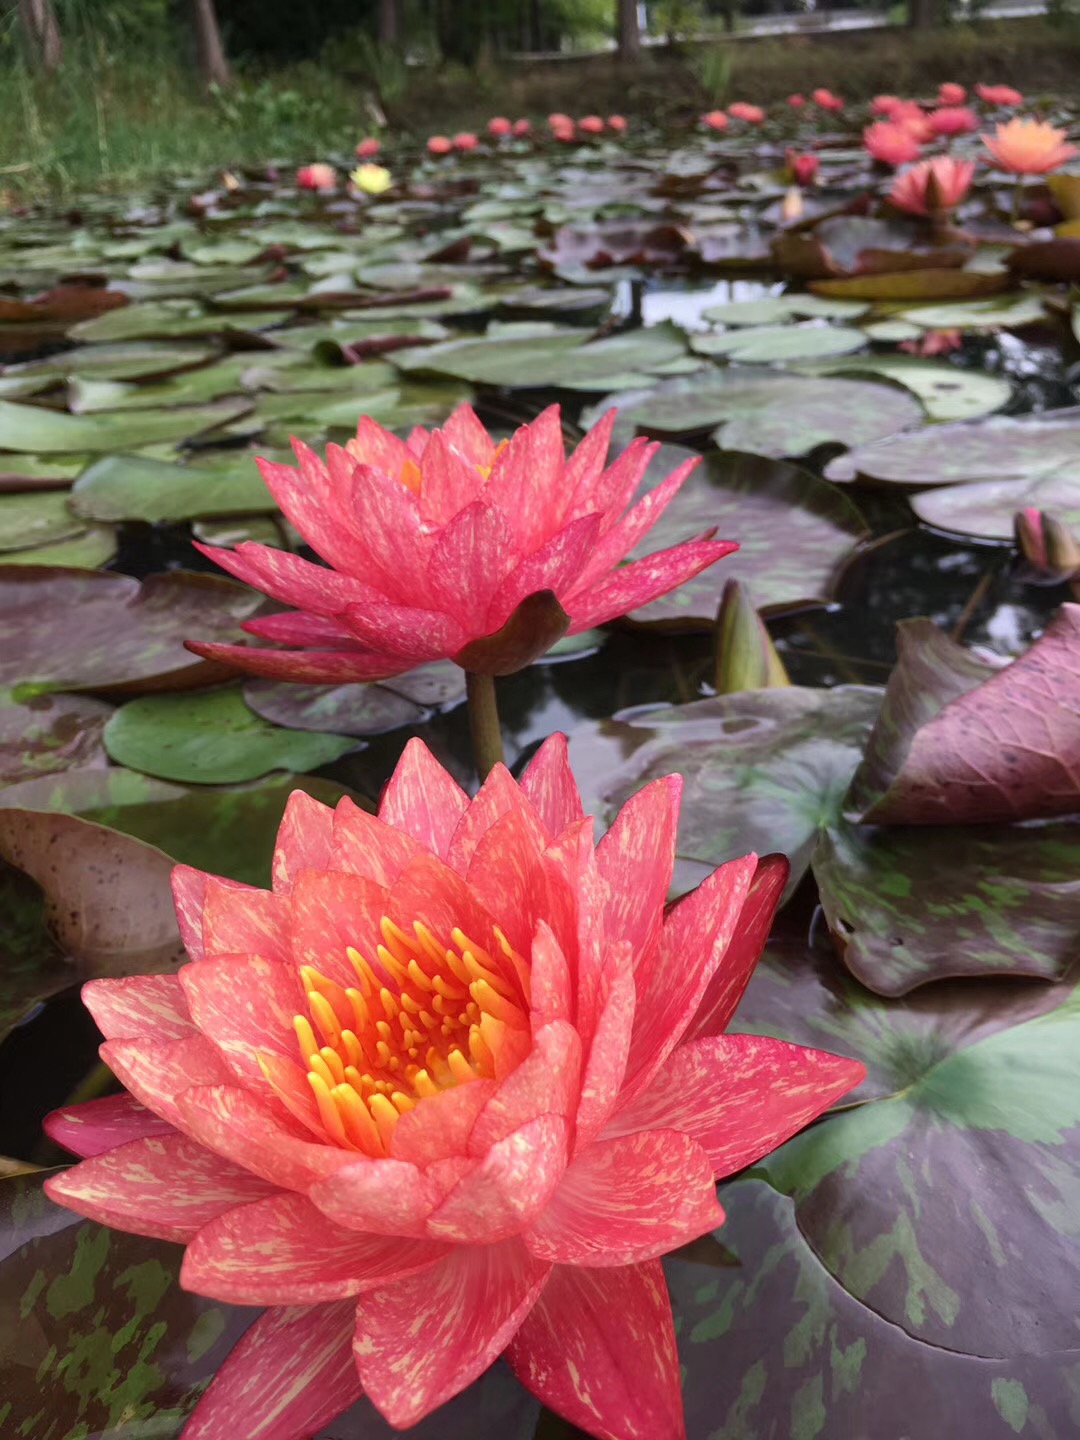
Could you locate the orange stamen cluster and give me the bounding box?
[282,917,530,1156]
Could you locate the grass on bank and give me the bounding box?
[2,18,1079,200]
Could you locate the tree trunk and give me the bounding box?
[378,0,400,46]
[18,0,62,72]
[617,0,640,59]
[192,0,231,90]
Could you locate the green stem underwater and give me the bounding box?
[465,670,505,781]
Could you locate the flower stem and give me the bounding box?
[465,670,505,780]
[1011,178,1023,226]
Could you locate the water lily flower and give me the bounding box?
[870,94,904,116]
[427,134,453,156]
[728,101,766,123]
[488,116,513,137]
[607,114,627,133]
[548,111,573,129]
[899,327,962,356]
[863,120,923,166]
[1014,507,1080,584]
[512,117,532,137]
[982,117,1078,174]
[552,121,577,143]
[355,137,381,159]
[938,82,967,105]
[889,155,975,216]
[578,115,605,134]
[453,132,478,152]
[975,82,1023,106]
[349,164,392,196]
[786,150,819,185]
[183,404,734,685]
[296,163,336,191]
[928,105,979,136]
[44,740,864,1440]
[787,92,806,107]
[702,109,729,130]
[889,101,934,141]
[812,87,844,112]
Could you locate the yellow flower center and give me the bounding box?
[266,916,530,1156]
[394,437,510,496]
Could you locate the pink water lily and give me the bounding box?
[44,737,863,1439]
[185,404,734,683]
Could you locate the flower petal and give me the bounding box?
[82,973,193,1042]
[347,458,434,606]
[176,1084,350,1189]
[329,798,423,889]
[44,1093,175,1159]
[507,1260,685,1440]
[272,788,336,896]
[573,941,636,1151]
[179,955,304,1082]
[563,409,616,511]
[288,868,393,989]
[378,738,470,859]
[101,1034,235,1131]
[624,854,757,1094]
[199,879,291,962]
[182,641,412,685]
[487,514,603,631]
[595,776,680,980]
[182,1192,448,1304]
[528,919,573,1028]
[425,1114,568,1243]
[414,426,485,526]
[518,733,584,838]
[446,762,545,875]
[172,863,211,961]
[341,600,468,662]
[389,1080,497,1168]
[686,852,789,1041]
[44,1134,279,1242]
[606,1034,865,1177]
[565,538,737,633]
[470,1020,581,1152]
[483,404,566,550]
[525,1129,723,1266]
[464,804,557,959]
[352,1238,550,1428]
[254,447,367,574]
[309,1157,442,1236]
[180,1300,362,1440]
[192,539,380,613]
[574,455,700,587]
[425,500,519,630]
[575,435,656,529]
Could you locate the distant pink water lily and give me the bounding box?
[355,138,381,159]
[488,116,513,137]
[184,404,734,684]
[296,163,336,191]
[928,105,979,136]
[975,82,1023,106]
[938,82,967,105]
[889,155,975,216]
[512,117,532,136]
[44,738,864,1440]
[787,93,806,107]
[864,120,923,166]
[811,87,844,112]
[578,115,605,134]
[702,109,729,130]
[728,101,766,123]
[787,150,819,185]
[427,134,453,156]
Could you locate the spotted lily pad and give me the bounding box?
[567,686,882,901]
[0,690,111,786]
[103,686,355,783]
[911,467,1080,538]
[796,355,1012,423]
[627,449,869,625]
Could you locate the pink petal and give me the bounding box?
[440,402,496,470]
[526,1129,723,1266]
[565,539,738,632]
[528,919,573,1027]
[180,1300,361,1440]
[414,427,485,526]
[273,789,336,896]
[541,821,609,1042]
[242,611,360,647]
[687,853,789,1041]
[563,409,616,512]
[385,853,504,983]
[199,878,291,962]
[192,539,380,613]
[425,500,519,631]
[182,641,413,685]
[256,448,366,576]
[595,776,681,979]
[179,955,303,1082]
[573,455,700,588]
[288,868,394,989]
[486,513,603,631]
[44,1133,279,1242]
[390,1080,497,1167]
[352,1238,550,1428]
[44,1092,175,1158]
[330,797,423,888]
[573,941,636,1150]
[350,414,414,476]
[251,1052,325,1137]
[425,1114,568,1242]
[624,854,757,1094]
[574,436,657,531]
[340,601,468,662]
[446,763,545,874]
[172,864,211,961]
[464,804,557,959]
[507,1260,685,1440]
[82,973,192,1042]
[470,1020,581,1152]
[518,733,585,838]
[182,1192,448,1305]
[177,1084,351,1189]
[378,738,470,859]
[612,1036,865,1177]
[309,1158,441,1236]
[348,460,435,606]
[101,1034,235,1131]
[483,405,566,550]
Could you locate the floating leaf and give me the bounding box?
[701,294,869,325]
[692,322,867,362]
[894,291,1048,331]
[811,269,1008,301]
[71,452,275,523]
[0,689,111,786]
[103,687,355,783]
[627,449,869,625]
[567,686,881,900]
[0,492,83,552]
[796,354,1012,423]
[0,397,251,454]
[911,467,1080,539]
[243,679,426,736]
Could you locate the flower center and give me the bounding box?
[279,916,530,1156]
[396,438,510,495]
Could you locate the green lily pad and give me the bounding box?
[701,294,869,326]
[0,492,83,552]
[895,291,1048,331]
[243,679,426,737]
[0,397,251,454]
[69,299,281,341]
[567,685,882,902]
[692,323,867,362]
[911,466,1080,538]
[71,452,275,524]
[0,525,117,569]
[103,687,355,783]
[0,689,111,785]
[0,568,266,694]
[796,355,1012,423]
[5,340,221,382]
[626,449,869,625]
